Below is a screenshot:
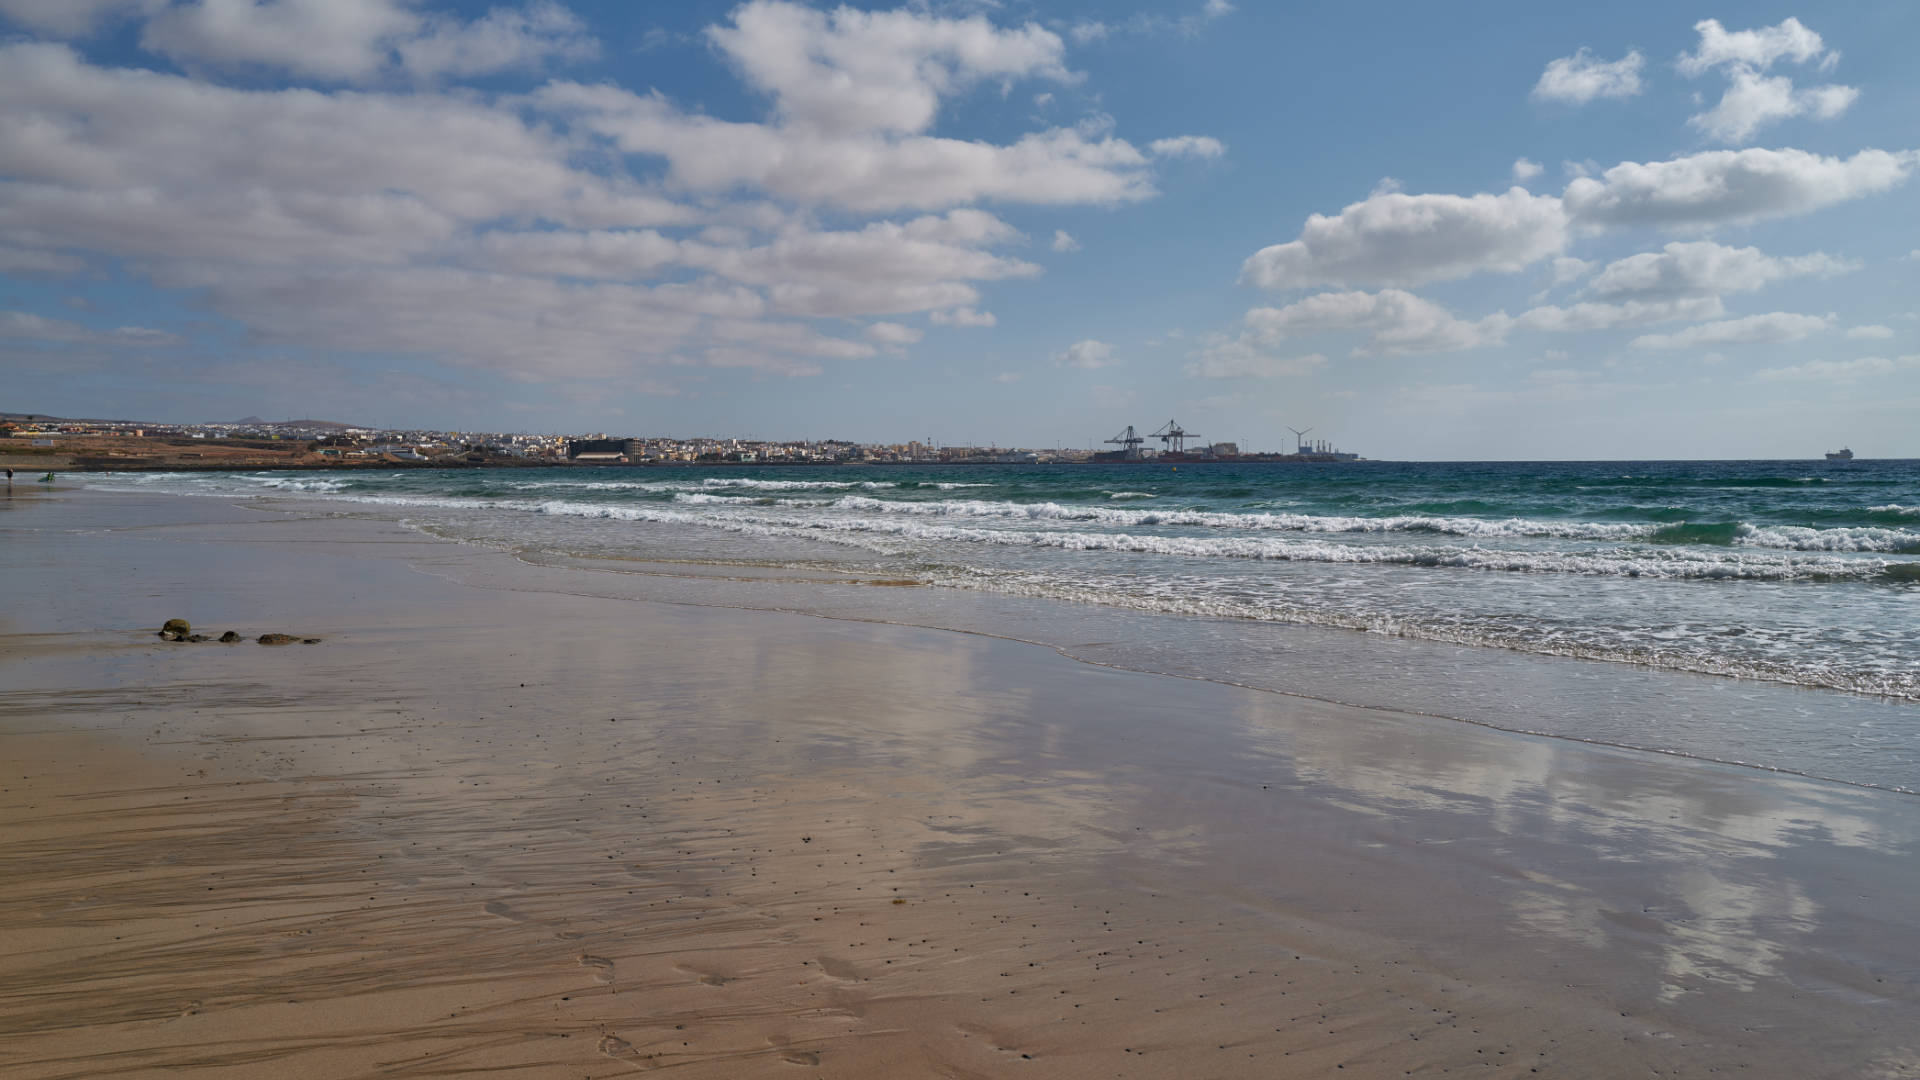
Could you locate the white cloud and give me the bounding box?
[1677,18,1854,144]
[1242,289,1508,355]
[1183,342,1326,379]
[1513,297,1725,333]
[1051,229,1081,252]
[538,81,1160,213]
[1241,187,1567,289]
[864,321,922,346]
[398,2,598,81]
[1548,256,1591,286]
[669,212,1040,318]
[930,306,996,327]
[1677,17,1830,77]
[0,0,1204,383]
[138,0,594,83]
[1056,338,1117,369]
[1532,47,1644,104]
[1149,135,1226,159]
[1562,148,1917,230]
[1512,157,1543,183]
[992,371,1022,383]
[1845,325,1894,340]
[1630,311,1833,349]
[0,309,181,346]
[1688,66,1858,144]
[705,0,1071,137]
[1587,241,1853,300]
[1754,355,1918,382]
[1215,287,1734,362]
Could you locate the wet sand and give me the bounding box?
[2,489,1918,1078]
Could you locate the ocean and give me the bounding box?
[89,459,1920,792]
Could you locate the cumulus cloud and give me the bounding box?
[1630,311,1834,349]
[1677,17,1831,77]
[1844,324,1893,340]
[706,0,1070,137]
[137,0,595,83]
[1241,188,1568,289]
[1562,148,1917,230]
[865,321,923,347]
[1051,229,1081,252]
[0,2,1208,383]
[1055,339,1117,369]
[1512,297,1725,333]
[1548,256,1592,286]
[1209,284,1742,362]
[1149,135,1226,159]
[1678,18,1854,144]
[1586,241,1853,300]
[1512,157,1543,183]
[398,2,598,81]
[1242,290,1508,355]
[537,82,1160,213]
[1754,355,1918,382]
[1532,47,1644,104]
[1688,66,1858,144]
[930,306,996,327]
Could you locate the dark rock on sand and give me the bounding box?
[257,633,301,645]
[218,631,241,643]
[186,634,209,642]
[159,617,191,640]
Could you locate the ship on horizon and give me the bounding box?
[1826,448,1855,461]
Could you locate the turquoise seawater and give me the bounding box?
[92,459,1920,789]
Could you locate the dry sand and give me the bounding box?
[2,488,1918,1078]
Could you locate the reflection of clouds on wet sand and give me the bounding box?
[1656,869,1819,999]
[1230,693,1918,1004]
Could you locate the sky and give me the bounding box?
[1,0,1916,459]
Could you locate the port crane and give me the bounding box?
[1152,419,1200,454]
[1105,425,1145,459]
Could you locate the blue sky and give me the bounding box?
[1,0,1915,458]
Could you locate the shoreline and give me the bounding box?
[4,488,1919,1077]
[41,477,1920,789]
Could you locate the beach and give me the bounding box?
[3,486,1918,1078]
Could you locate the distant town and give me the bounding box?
[0,412,1361,471]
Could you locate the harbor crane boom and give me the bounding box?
[1105,425,1145,459]
[1151,420,1200,454]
